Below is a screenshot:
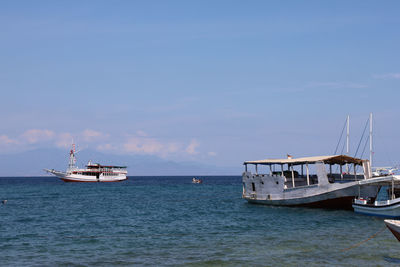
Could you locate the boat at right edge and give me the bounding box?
[352,170,400,218]
[242,113,398,210]
[242,154,384,209]
[384,219,400,241]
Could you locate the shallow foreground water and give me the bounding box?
[0,176,399,266]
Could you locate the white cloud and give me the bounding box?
[20,129,55,144]
[166,142,181,153]
[186,139,199,155]
[0,129,204,161]
[82,129,107,142]
[97,143,115,152]
[0,135,18,145]
[55,132,73,148]
[121,136,199,158]
[373,73,400,79]
[136,130,148,137]
[123,137,164,155]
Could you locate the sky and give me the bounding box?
[1,1,400,174]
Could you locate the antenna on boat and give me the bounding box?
[68,140,77,172]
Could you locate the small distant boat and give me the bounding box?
[44,144,127,182]
[384,219,400,241]
[353,176,400,218]
[192,177,202,184]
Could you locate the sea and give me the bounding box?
[1,176,399,266]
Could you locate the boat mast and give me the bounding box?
[68,143,76,172]
[370,113,373,168]
[346,115,350,173]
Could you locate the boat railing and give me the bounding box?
[354,199,368,205]
[375,200,390,206]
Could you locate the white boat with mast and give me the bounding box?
[351,113,400,217]
[353,174,400,218]
[44,144,128,182]
[242,113,392,209]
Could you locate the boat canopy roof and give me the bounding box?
[244,155,365,166]
[87,164,127,169]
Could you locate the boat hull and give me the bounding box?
[246,185,361,209]
[248,195,355,209]
[243,171,378,209]
[384,219,400,241]
[353,200,400,218]
[45,170,127,182]
[60,176,128,182]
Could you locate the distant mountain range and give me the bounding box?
[0,148,240,176]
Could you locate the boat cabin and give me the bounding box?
[243,155,371,190]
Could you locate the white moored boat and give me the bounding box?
[353,174,400,218]
[242,154,380,209]
[45,144,127,182]
[242,113,396,209]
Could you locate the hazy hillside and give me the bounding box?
[0,148,240,176]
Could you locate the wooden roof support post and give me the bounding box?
[245,164,248,172]
[281,164,284,176]
[354,163,357,180]
[392,179,395,200]
[306,163,310,185]
[340,164,343,180]
[291,164,295,188]
[255,164,258,175]
[269,165,272,175]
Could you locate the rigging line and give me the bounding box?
[335,140,347,173]
[335,140,348,173]
[360,135,370,160]
[354,118,370,158]
[336,139,347,172]
[355,135,370,173]
[334,118,348,155]
[340,133,347,155]
[340,226,386,252]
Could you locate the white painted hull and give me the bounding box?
[246,183,363,208]
[353,198,400,218]
[242,171,388,209]
[45,170,127,182]
[60,175,127,182]
[384,219,400,241]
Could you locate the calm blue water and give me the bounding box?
[0,176,399,266]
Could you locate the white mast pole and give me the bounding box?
[346,115,349,156]
[346,115,349,173]
[370,113,373,167]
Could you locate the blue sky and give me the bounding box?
[1,1,400,171]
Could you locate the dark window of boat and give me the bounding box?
[252,182,255,191]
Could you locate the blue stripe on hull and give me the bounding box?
[353,211,400,219]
